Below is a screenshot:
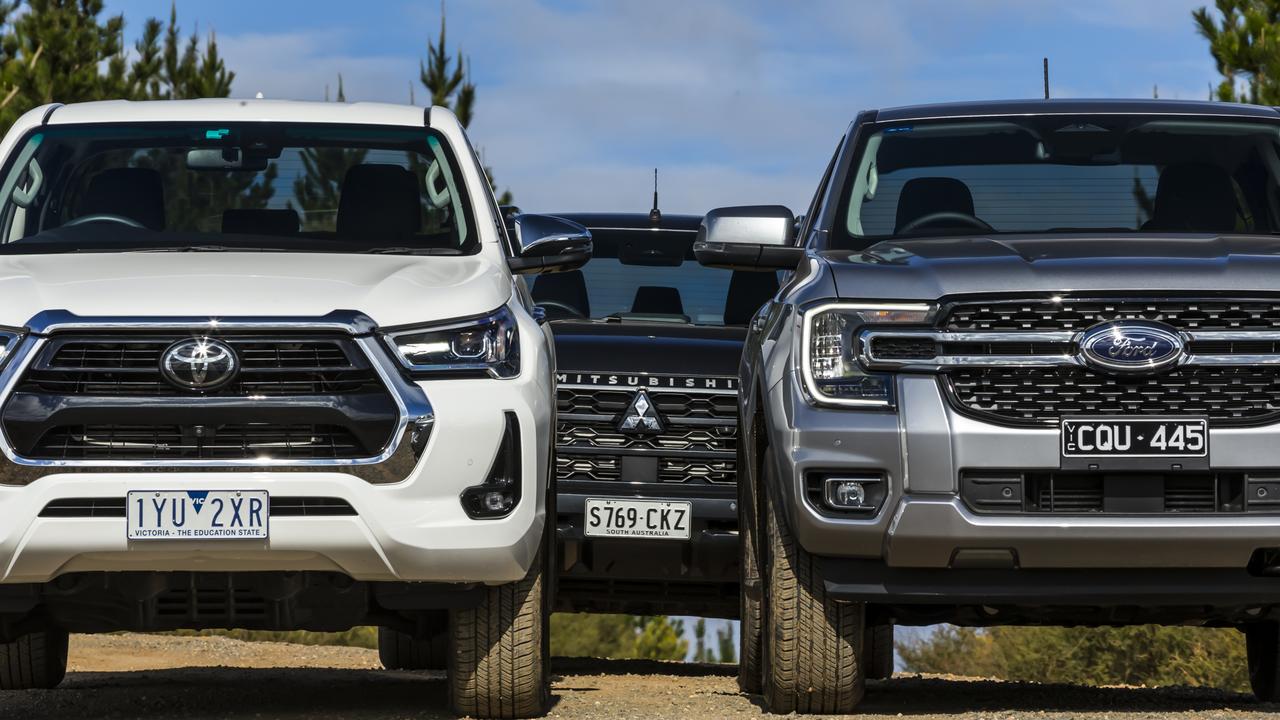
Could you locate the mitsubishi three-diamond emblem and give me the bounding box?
[618,389,664,434]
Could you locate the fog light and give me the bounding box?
[460,412,522,520]
[483,489,513,513]
[823,476,882,511]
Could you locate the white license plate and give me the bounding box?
[127,490,269,541]
[584,498,691,540]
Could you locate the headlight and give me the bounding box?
[801,303,932,407]
[385,306,520,379]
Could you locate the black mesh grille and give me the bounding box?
[31,424,364,460]
[555,382,738,486]
[945,298,1280,332]
[949,366,1280,425]
[26,337,377,396]
[557,388,736,419]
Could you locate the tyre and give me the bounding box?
[761,448,865,714]
[866,622,894,680]
[1246,622,1280,702]
[0,629,69,690]
[379,611,448,671]
[737,435,763,694]
[449,549,550,719]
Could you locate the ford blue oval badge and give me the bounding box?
[1078,321,1185,374]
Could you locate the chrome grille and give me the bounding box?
[556,422,736,453]
[658,459,735,484]
[557,388,736,419]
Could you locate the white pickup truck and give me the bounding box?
[0,99,590,719]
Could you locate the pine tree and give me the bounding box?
[1194,0,1280,103]
[419,4,512,204]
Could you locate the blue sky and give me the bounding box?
[104,1,1220,215]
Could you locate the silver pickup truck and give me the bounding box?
[697,98,1280,714]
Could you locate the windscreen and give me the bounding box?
[837,116,1280,248]
[0,122,476,255]
[528,227,778,326]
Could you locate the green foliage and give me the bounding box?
[0,0,231,133]
[1195,0,1280,103]
[550,614,688,661]
[899,625,1249,691]
[715,622,737,664]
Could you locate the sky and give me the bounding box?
[103,0,1221,215]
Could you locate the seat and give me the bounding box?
[336,164,421,237]
[894,177,975,234]
[724,270,779,326]
[632,286,684,315]
[1143,163,1238,233]
[222,209,300,236]
[78,168,165,230]
[531,270,590,319]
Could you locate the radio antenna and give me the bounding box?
[649,168,661,224]
[1043,57,1050,99]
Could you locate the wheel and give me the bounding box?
[1246,622,1280,702]
[449,548,550,718]
[0,629,68,690]
[761,448,866,714]
[737,436,763,694]
[379,612,448,671]
[866,622,894,680]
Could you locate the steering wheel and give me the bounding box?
[65,213,146,229]
[898,211,994,235]
[536,300,586,319]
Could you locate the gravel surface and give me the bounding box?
[0,633,1274,719]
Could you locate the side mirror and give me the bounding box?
[693,205,806,270]
[507,214,593,274]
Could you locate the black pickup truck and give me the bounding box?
[529,212,777,618]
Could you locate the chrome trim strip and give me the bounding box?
[1187,331,1280,341]
[0,315,433,475]
[25,309,378,336]
[557,383,738,396]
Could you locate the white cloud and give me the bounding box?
[219,31,416,104]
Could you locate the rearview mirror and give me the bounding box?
[693,205,805,270]
[507,214,593,274]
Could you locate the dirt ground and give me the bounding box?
[0,633,1275,719]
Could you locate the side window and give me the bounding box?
[797,138,843,246]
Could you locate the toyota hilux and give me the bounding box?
[0,99,590,719]
[698,99,1280,713]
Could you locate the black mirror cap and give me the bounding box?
[693,241,805,270]
[507,213,593,275]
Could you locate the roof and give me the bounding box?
[550,212,703,232]
[873,98,1280,123]
[44,98,433,128]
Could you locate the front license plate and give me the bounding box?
[1061,418,1208,458]
[583,498,691,540]
[127,490,269,541]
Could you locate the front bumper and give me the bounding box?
[771,371,1280,571]
[0,353,553,586]
[554,481,739,616]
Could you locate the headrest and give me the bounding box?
[1148,163,1237,233]
[531,270,590,319]
[632,286,684,315]
[79,168,165,230]
[337,164,421,236]
[222,209,300,236]
[724,270,779,326]
[894,177,975,233]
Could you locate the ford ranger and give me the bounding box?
[698,99,1280,713]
